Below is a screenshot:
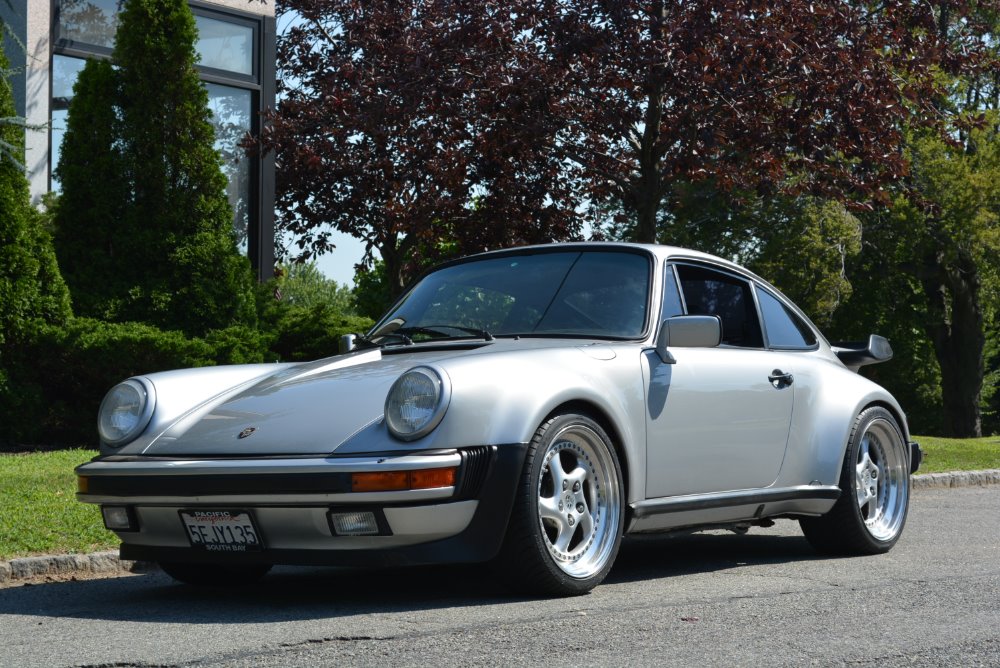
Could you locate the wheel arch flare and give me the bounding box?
[422,349,647,504]
[781,367,910,488]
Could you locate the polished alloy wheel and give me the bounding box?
[799,406,910,555]
[854,417,908,542]
[535,423,622,579]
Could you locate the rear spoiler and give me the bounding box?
[831,334,893,372]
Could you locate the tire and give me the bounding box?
[800,406,910,555]
[495,413,624,596]
[159,561,272,586]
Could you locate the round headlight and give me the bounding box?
[98,379,155,446]
[384,367,450,441]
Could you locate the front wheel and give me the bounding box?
[159,561,272,586]
[800,406,910,555]
[495,413,624,596]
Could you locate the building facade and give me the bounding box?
[2,0,275,279]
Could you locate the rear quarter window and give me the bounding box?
[756,287,817,349]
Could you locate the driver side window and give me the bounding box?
[676,264,764,348]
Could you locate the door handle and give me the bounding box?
[768,370,793,387]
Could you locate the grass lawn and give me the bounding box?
[914,434,1000,474]
[0,449,115,561]
[1,435,999,561]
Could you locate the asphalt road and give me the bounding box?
[1,485,997,668]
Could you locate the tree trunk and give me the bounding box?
[918,248,984,437]
[633,94,666,243]
[380,231,418,301]
[634,179,661,243]
[380,242,406,301]
[633,2,668,244]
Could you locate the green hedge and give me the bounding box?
[0,318,262,449]
[0,303,373,450]
[264,304,373,362]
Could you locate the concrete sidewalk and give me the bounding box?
[2,468,998,587]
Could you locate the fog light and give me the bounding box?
[329,511,380,536]
[101,506,137,532]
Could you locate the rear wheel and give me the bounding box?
[800,406,910,554]
[495,413,624,596]
[159,561,272,586]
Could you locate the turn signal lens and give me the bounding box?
[77,475,89,494]
[409,467,456,489]
[351,471,408,492]
[351,467,458,492]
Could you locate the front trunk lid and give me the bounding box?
[140,350,437,456]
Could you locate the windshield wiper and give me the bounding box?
[356,325,494,351]
[397,325,495,342]
[355,331,413,349]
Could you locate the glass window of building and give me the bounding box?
[50,54,89,192]
[195,15,254,76]
[52,54,88,101]
[206,83,253,253]
[55,0,120,50]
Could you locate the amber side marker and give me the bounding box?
[351,467,457,492]
[77,475,89,494]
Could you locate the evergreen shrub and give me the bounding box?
[0,318,267,449]
[266,305,373,363]
[256,283,372,362]
[0,50,72,354]
[52,0,256,337]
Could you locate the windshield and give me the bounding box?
[369,250,652,343]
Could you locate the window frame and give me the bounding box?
[659,261,686,321]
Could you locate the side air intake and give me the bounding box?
[455,446,495,499]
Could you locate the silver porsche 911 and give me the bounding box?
[76,243,921,595]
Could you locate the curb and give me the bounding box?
[910,468,1000,490]
[0,550,148,586]
[2,469,998,586]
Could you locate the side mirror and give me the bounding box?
[339,334,357,354]
[655,315,722,364]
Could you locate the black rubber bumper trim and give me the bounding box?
[88,471,354,496]
[119,442,529,569]
[909,441,923,474]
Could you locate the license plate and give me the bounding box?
[180,510,263,552]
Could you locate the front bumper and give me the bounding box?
[76,444,528,568]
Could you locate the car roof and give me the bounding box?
[463,241,756,280]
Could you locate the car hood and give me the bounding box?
[141,346,469,457]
